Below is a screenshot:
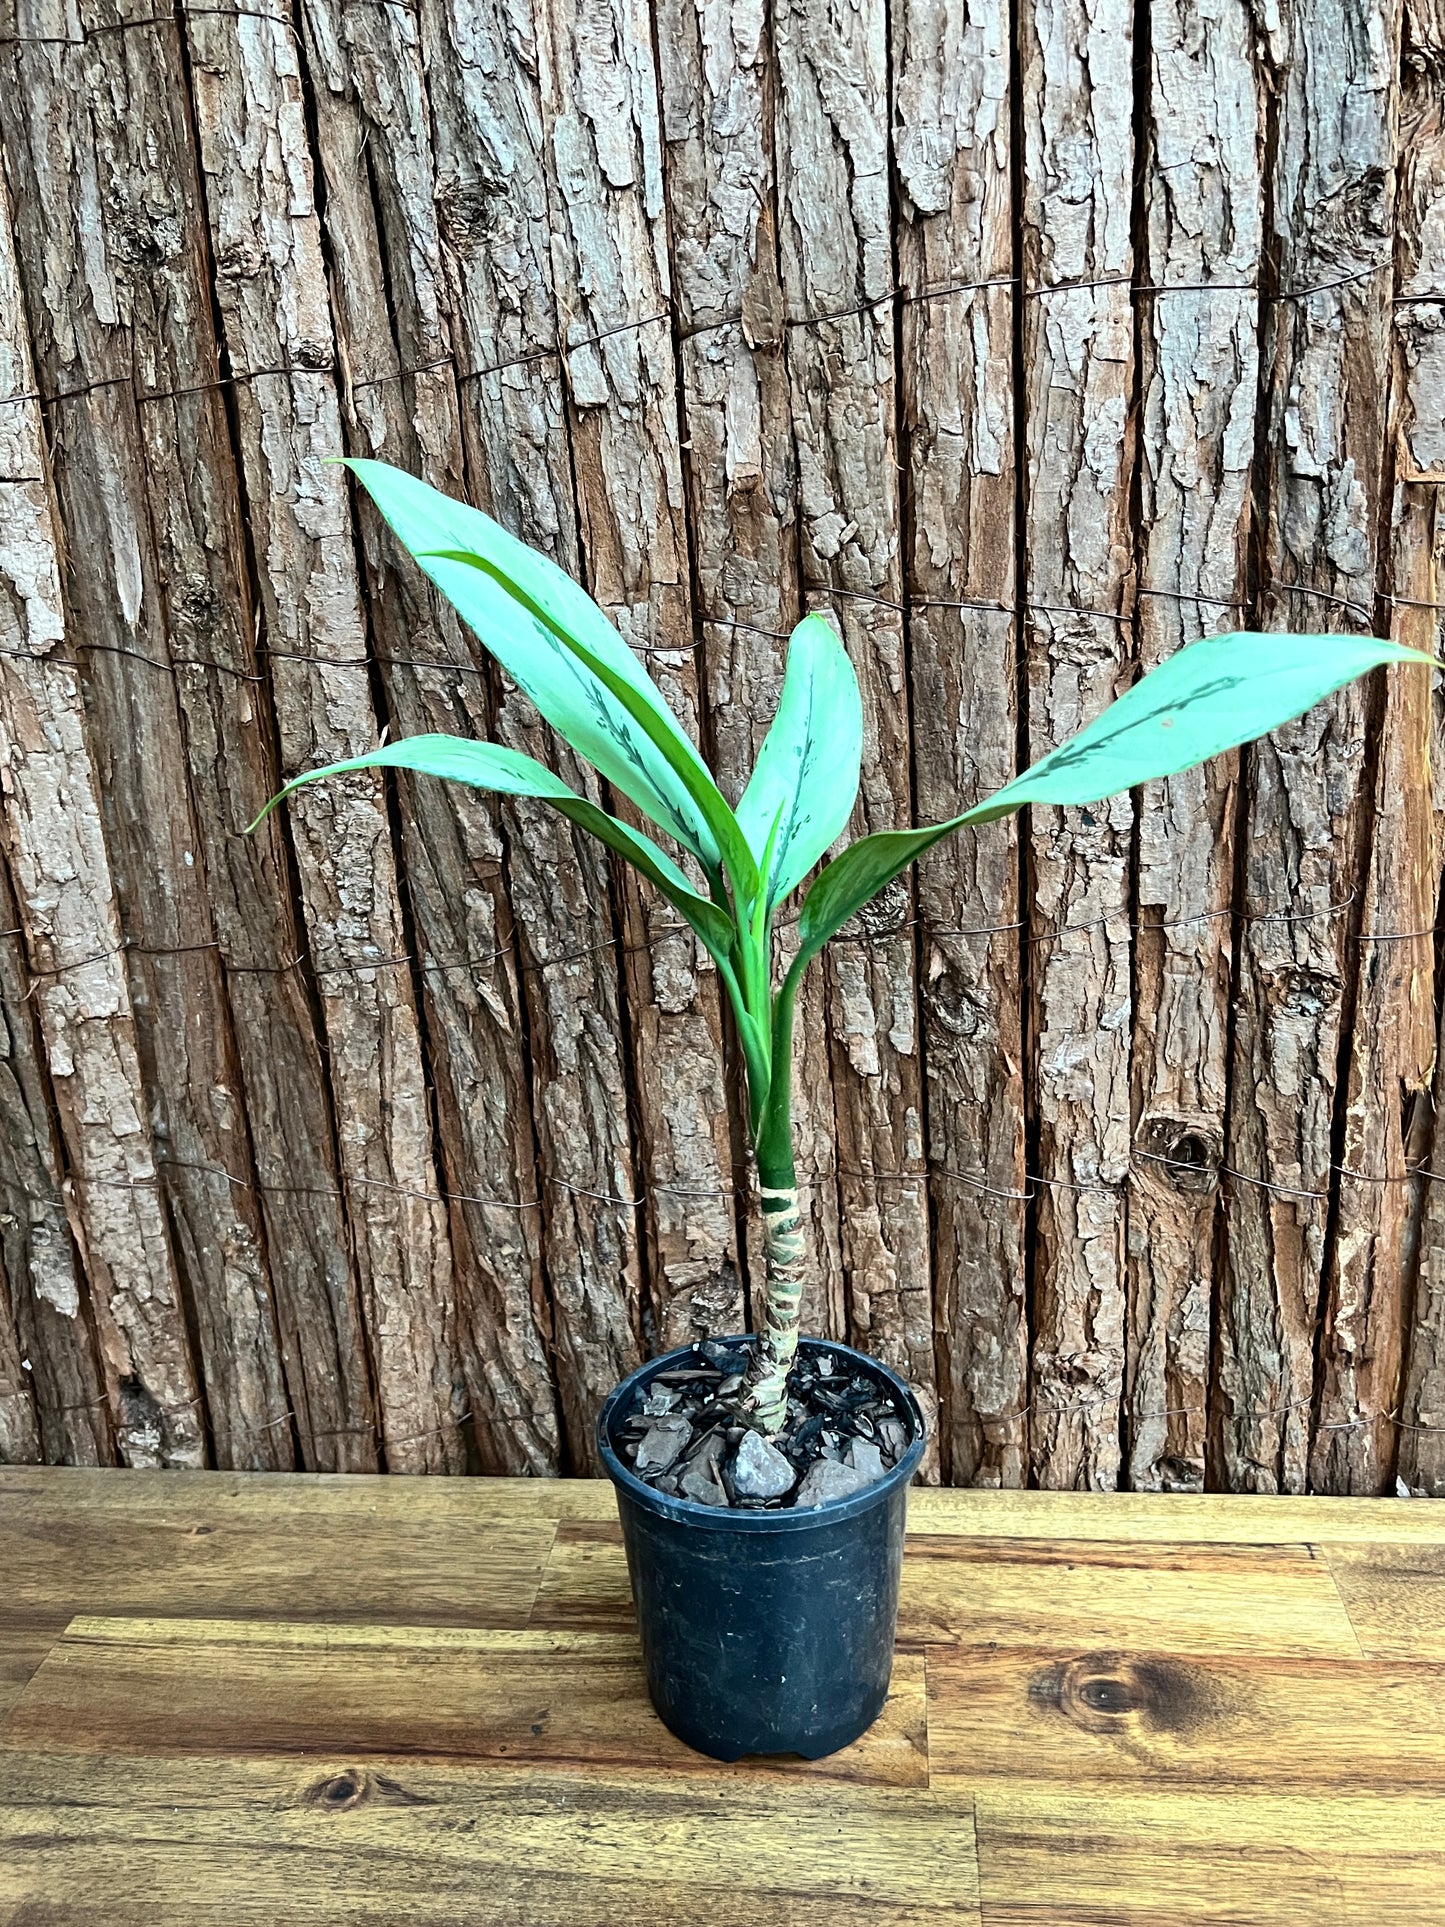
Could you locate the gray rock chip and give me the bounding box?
[846,1437,885,1481]
[634,1415,692,1475]
[641,1387,679,1417]
[679,1436,730,1508]
[730,1429,797,1500]
[877,1417,908,1465]
[795,1456,873,1508]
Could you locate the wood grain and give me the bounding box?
[974,1791,1445,1926]
[3,1474,1442,1922]
[528,1517,1363,1656]
[927,1645,1444,1790]
[0,1750,983,1926]
[1320,1541,1445,1657]
[3,1617,929,1785]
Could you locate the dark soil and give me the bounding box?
[613,1339,914,1511]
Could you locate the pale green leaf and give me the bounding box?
[737,613,862,907]
[790,631,1435,979]
[430,549,759,908]
[250,733,736,965]
[964,631,1436,822]
[341,458,723,868]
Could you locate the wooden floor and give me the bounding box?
[1,1472,1442,1924]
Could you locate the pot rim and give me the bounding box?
[597,1333,928,1533]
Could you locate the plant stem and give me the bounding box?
[741,959,805,1433]
[742,1152,805,1432]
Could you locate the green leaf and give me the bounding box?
[340,458,723,869]
[250,733,737,966]
[963,631,1437,823]
[790,631,1436,979]
[737,613,863,907]
[430,549,760,910]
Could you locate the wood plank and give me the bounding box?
[928,1645,1445,1791]
[0,1751,982,1925]
[3,1618,927,1786]
[905,1484,1445,1544]
[900,1538,1358,1656]
[1321,1542,1445,1658]
[0,1620,64,1722]
[7,1466,1444,1545]
[973,1791,1445,1926]
[529,1520,1361,1656]
[892,0,1028,1487]
[0,1476,557,1629]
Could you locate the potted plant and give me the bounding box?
[258,457,1429,1760]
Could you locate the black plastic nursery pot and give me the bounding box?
[597,1335,927,1762]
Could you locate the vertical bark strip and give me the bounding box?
[892,0,1026,1485]
[0,144,203,1468]
[1019,0,1136,1489]
[1,0,298,1472]
[1388,0,1445,1498]
[770,0,939,1452]
[652,0,846,1350]
[1127,0,1264,1492]
[532,0,740,1356]
[421,0,646,1471]
[297,0,561,1474]
[1220,0,1404,1493]
[12,0,376,1475]
[183,7,465,1472]
[0,846,110,1466]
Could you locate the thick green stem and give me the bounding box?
[741,961,804,1433]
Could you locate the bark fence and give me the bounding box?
[1,0,1443,1492]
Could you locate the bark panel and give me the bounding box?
[420,0,650,1470]
[1019,0,1137,1489]
[892,0,1026,1485]
[183,6,465,1472]
[1,0,296,1472]
[1127,0,1264,1492]
[770,0,940,1459]
[0,844,110,1466]
[0,143,203,1467]
[532,0,741,1366]
[1220,0,1404,1493]
[298,0,562,1474]
[1387,0,1445,1498]
[652,0,846,1349]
